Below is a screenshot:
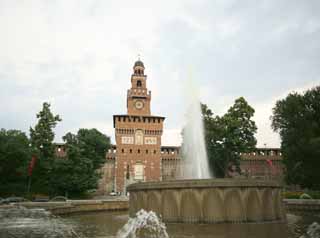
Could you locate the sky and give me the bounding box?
[1,0,320,147]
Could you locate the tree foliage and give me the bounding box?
[30,102,61,159]
[1,101,112,197]
[202,97,257,177]
[29,102,61,193]
[271,86,320,189]
[0,129,31,196]
[48,129,111,196]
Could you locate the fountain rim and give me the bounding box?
[127,178,282,191]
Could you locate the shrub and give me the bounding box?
[300,193,312,199]
[283,191,303,199]
[283,190,320,199]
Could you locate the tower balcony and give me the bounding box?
[127,89,151,98]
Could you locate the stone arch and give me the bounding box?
[261,188,275,220]
[246,188,262,221]
[224,188,245,222]
[273,189,284,220]
[162,189,180,222]
[129,192,138,217]
[180,189,201,223]
[147,190,162,217]
[136,191,147,212]
[202,188,225,223]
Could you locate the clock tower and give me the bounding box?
[127,60,151,115]
[113,59,165,193]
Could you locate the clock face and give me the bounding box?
[135,100,144,110]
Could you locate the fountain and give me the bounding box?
[117,209,169,238]
[300,222,320,238]
[127,179,285,223]
[0,206,79,238]
[181,73,211,179]
[127,73,285,223]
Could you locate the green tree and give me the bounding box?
[76,128,111,170]
[48,129,111,197]
[29,102,61,193]
[271,86,320,189]
[202,97,257,177]
[0,129,31,196]
[30,102,61,158]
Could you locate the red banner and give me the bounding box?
[28,156,37,176]
[266,159,274,167]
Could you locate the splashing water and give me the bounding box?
[181,71,211,179]
[300,222,320,238]
[0,206,80,238]
[117,209,169,238]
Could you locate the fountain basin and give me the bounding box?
[127,178,285,223]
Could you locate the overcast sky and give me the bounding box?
[1,0,320,147]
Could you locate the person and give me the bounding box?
[226,163,240,178]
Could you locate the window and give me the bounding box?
[134,163,144,180]
[146,150,148,154]
[154,150,156,154]
[135,129,144,145]
[138,149,140,154]
[122,149,124,153]
[137,80,142,87]
[130,149,132,153]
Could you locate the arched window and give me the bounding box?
[134,163,144,180]
[137,80,142,87]
[135,129,144,145]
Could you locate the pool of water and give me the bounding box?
[62,211,320,238]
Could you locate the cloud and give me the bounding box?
[1,0,320,148]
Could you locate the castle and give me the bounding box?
[54,60,284,195]
[94,60,284,195]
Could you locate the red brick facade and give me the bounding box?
[112,60,165,193]
[240,148,283,180]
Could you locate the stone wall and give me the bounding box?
[240,148,283,180]
[127,179,285,223]
[284,199,320,214]
[17,199,128,215]
[161,146,182,180]
[97,146,284,195]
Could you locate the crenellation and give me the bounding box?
[94,60,285,195]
